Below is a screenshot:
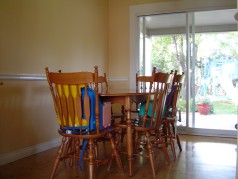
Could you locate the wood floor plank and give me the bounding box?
[0,135,236,179]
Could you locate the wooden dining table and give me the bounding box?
[99,88,149,177]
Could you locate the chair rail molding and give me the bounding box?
[0,74,46,81]
[0,74,128,82]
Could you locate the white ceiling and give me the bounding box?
[144,9,238,29]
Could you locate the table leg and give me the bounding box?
[125,96,133,176]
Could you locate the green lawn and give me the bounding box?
[178,99,237,114]
[212,101,237,114]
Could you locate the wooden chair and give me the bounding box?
[115,71,171,176]
[161,70,185,161]
[118,67,156,143]
[98,73,125,126]
[131,71,172,176]
[45,66,123,179]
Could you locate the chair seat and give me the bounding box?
[58,128,108,139]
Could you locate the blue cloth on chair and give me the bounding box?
[139,85,177,119]
[81,88,104,131]
[79,88,104,171]
[139,100,154,117]
[163,85,177,118]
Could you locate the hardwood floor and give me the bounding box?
[0,135,237,179]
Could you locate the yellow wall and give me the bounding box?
[0,0,108,73]
[0,0,108,154]
[108,0,169,88]
[0,0,169,156]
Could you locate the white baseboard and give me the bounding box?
[0,137,61,166]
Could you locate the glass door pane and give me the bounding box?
[138,9,238,137]
[139,12,187,127]
[191,9,238,131]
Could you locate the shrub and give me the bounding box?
[178,99,186,112]
[178,98,215,114]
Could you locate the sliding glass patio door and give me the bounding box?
[138,9,238,137]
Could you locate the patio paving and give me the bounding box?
[178,113,237,131]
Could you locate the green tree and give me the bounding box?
[152,35,188,74]
[217,32,238,57]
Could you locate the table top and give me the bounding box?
[99,88,150,97]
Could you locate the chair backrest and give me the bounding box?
[141,71,172,128]
[164,70,185,118]
[45,66,102,134]
[132,67,156,108]
[136,67,156,91]
[98,73,108,92]
[98,73,113,128]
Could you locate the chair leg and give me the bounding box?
[121,105,125,121]
[88,139,95,179]
[172,120,182,152]
[120,106,126,143]
[162,122,168,147]
[94,140,99,161]
[107,156,113,171]
[134,131,144,153]
[64,137,73,167]
[108,132,123,174]
[167,123,176,161]
[146,132,156,177]
[155,129,170,164]
[120,130,124,143]
[159,135,170,164]
[115,128,122,146]
[170,139,176,161]
[50,137,67,179]
[176,134,182,151]
[74,138,81,166]
[132,130,137,153]
[170,120,182,152]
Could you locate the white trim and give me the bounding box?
[178,126,237,138]
[0,74,128,82]
[130,0,235,16]
[0,137,61,166]
[130,9,139,89]
[0,74,46,81]
[108,77,128,82]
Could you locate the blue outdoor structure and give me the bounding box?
[196,58,238,100]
